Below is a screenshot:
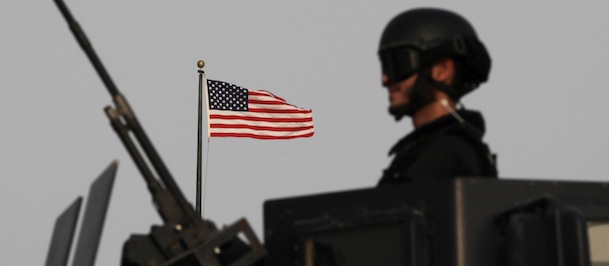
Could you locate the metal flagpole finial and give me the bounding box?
[197,60,205,69]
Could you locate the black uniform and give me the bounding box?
[378,109,497,186]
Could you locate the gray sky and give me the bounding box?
[3,0,609,265]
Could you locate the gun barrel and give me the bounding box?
[55,0,195,223]
[54,0,120,98]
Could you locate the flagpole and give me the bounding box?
[196,60,205,217]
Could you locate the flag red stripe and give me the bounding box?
[210,132,314,139]
[209,114,312,123]
[248,108,311,114]
[249,91,286,101]
[210,124,314,132]
[248,99,288,105]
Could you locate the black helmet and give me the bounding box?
[378,8,491,99]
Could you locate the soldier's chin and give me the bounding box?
[389,104,412,121]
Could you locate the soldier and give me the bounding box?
[377,8,498,186]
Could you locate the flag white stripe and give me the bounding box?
[209,127,315,137]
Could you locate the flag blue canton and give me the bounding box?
[207,80,249,111]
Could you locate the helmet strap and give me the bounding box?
[389,68,435,120]
[427,78,460,101]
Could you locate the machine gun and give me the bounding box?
[53,0,266,265]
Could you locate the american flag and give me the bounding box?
[206,79,314,139]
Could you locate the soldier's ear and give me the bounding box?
[431,58,455,84]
